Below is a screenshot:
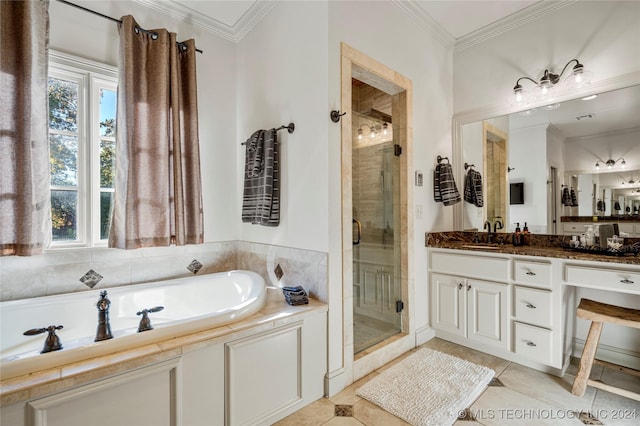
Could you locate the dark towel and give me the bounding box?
[597,199,605,212]
[282,286,309,306]
[433,163,461,206]
[242,128,280,226]
[614,201,621,211]
[561,187,572,206]
[570,188,578,207]
[464,169,483,207]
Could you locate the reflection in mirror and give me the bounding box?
[460,84,640,235]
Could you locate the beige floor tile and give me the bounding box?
[498,362,596,411]
[352,399,411,426]
[470,387,584,425]
[599,366,640,394]
[328,372,379,406]
[591,390,640,426]
[323,416,365,425]
[272,397,336,426]
[421,338,511,376]
[565,356,604,380]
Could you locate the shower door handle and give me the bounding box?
[353,219,362,245]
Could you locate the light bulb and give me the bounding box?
[357,128,362,140]
[383,123,388,135]
[621,160,626,168]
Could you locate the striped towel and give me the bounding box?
[561,187,572,206]
[464,169,483,207]
[242,128,280,226]
[434,163,461,206]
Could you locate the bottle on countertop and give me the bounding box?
[512,222,521,246]
[522,222,530,245]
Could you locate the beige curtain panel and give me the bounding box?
[0,0,51,256]
[109,15,203,249]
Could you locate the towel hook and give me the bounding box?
[464,163,475,170]
[275,123,295,134]
[437,155,449,164]
[330,110,347,123]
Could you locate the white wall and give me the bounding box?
[49,0,239,243]
[509,124,548,232]
[454,1,640,117]
[236,1,329,253]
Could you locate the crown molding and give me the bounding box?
[391,0,455,49]
[455,0,577,52]
[133,0,276,43]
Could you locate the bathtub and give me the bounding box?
[0,270,267,380]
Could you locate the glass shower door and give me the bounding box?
[352,118,402,354]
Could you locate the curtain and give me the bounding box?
[0,0,51,256]
[109,15,203,249]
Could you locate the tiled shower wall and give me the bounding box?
[0,242,327,303]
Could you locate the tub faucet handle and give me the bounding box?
[24,325,64,353]
[136,306,164,332]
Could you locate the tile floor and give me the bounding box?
[274,338,640,425]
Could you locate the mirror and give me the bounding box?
[460,84,640,234]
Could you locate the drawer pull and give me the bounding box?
[620,278,634,284]
[526,341,537,347]
[525,271,536,276]
[525,303,537,309]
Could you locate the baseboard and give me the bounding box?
[572,338,640,370]
[324,367,347,397]
[415,325,436,346]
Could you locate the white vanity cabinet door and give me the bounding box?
[467,279,508,350]
[430,273,466,337]
[513,322,553,365]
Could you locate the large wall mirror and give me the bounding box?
[456,84,640,235]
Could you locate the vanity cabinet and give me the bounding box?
[430,254,509,351]
[429,248,564,372]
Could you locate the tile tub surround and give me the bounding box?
[0,288,328,406]
[0,241,328,303]
[426,231,640,265]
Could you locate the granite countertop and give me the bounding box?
[561,216,640,222]
[0,289,327,406]
[426,232,640,266]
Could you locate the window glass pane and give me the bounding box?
[48,77,78,132]
[100,139,115,188]
[99,89,117,137]
[100,192,114,240]
[51,189,78,241]
[49,134,78,186]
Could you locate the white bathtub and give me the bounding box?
[0,270,267,380]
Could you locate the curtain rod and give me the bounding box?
[56,0,204,54]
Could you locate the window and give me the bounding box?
[48,51,117,248]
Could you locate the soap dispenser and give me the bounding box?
[522,222,530,246]
[512,223,522,246]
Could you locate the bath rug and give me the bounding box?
[356,347,494,426]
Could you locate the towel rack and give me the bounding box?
[464,162,475,170]
[241,123,295,145]
[437,155,449,164]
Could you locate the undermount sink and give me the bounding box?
[460,244,503,250]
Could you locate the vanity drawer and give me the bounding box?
[513,322,552,365]
[513,260,551,289]
[513,286,552,328]
[565,265,640,295]
[430,251,508,282]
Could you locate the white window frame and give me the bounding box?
[48,50,118,249]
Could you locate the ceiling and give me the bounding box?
[167,0,542,41]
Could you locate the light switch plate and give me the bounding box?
[415,170,423,186]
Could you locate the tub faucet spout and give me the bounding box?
[95,290,113,341]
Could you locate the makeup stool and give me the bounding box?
[571,299,640,401]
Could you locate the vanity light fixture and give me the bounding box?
[510,59,593,108]
[595,158,626,170]
[357,122,387,140]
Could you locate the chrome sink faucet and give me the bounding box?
[95,290,113,341]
